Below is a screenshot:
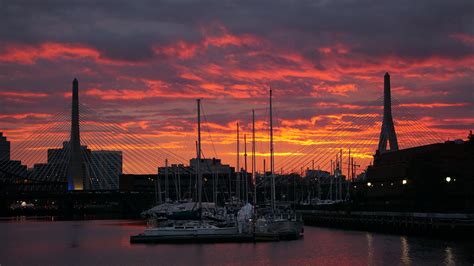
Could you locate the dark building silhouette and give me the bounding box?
[352,133,474,212]
[157,158,236,203]
[89,150,122,190]
[119,174,157,192]
[0,132,27,179]
[30,141,91,186]
[29,141,122,190]
[0,132,10,161]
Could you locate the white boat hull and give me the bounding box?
[144,224,238,236]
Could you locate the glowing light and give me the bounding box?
[367,182,372,187]
[402,179,407,185]
[445,176,452,182]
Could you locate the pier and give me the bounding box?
[299,209,474,238]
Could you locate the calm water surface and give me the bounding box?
[0,219,472,265]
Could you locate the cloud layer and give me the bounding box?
[0,0,473,173]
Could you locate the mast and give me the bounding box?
[215,167,219,204]
[270,89,275,212]
[165,158,169,201]
[173,165,178,201]
[263,159,266,203]
[177,165,181,201]
[329,160,333,200]
[317,165,321,200]
[252,110,256,205]
[194,141,198,201]
[213,167,217,205]
[339,149,342,201]
[157,174,162,204]
[236,122,240,202]
[348,149,351,181]
[197,99,202,213]
[244,134,248,203]
[155,169,161,205]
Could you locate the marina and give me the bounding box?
[127,91,304,244]
[1,0,473,265]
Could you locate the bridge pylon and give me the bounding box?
[377,72,399,153]
[68,78,84,190]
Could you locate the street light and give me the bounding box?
[445,176,452,183]
[402,179,407,185]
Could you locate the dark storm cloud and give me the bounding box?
[1,0,473,61]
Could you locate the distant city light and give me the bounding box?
[445,177,452,183]
[367,182,372,187]
[402,179,407,185]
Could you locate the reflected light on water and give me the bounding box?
[400,236,411,265]
[366,232,374,265]
[444,246,455,266]
[0,220,473,265]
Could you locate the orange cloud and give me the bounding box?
[0,43,100,64]
[0,91,48,98]
[398,103,469,108]
[85,86,212,100]
[0,113,52,119]
[312,83,357,96]
[153,24,261,61]
[156,41,199,59]
[0,42,139,65]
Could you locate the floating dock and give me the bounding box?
[130,232,300,244]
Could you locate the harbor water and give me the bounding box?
[0,219,472,265]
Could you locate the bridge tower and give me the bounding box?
[68,78,84,190]
[377,72,399,153]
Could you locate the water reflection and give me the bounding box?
[69,223,82,248]
[444,246,455,266]
[400,236,411,265]
[0,220,472,266]
[366,232,374,265]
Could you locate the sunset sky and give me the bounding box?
[0,0,473,174]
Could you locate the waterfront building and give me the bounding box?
[352,133,474,212]
[89,150,123,190]
[156,158,236,203]
[0,132,10,161]
[29,141,123,190]
[0,133,27,180]
[119,174,157,192]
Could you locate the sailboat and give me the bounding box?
[132,99,239,241]
[254,89,304,239]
